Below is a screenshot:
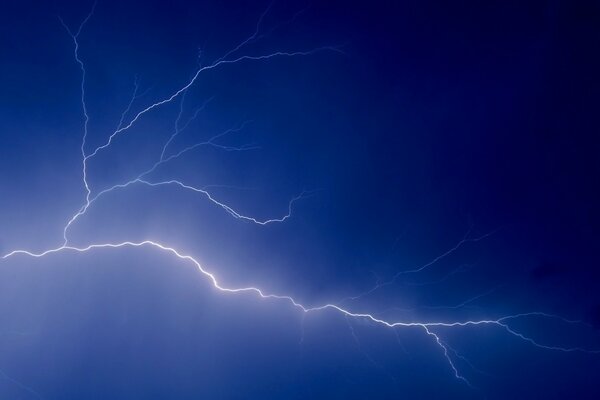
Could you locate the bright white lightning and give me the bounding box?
[2,3,599,394]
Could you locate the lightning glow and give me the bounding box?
[2,3,599,395]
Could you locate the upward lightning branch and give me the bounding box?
[2,3,598,391]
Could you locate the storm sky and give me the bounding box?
[1,0,600,398]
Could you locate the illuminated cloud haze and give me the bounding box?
[1,1,600,398]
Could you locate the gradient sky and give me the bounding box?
[1,0,600,399]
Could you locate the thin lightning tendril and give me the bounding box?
[0,367,43,400]
[3,3,599,395]
[340,228,501,304]
[58,0,97,206]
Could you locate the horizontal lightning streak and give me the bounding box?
[3,241,597,354]
[5,3,598,394]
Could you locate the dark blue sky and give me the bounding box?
[1,0,600,398]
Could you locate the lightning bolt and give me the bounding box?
[2,2,599,396]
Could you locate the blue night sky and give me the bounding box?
[1,0,600,398]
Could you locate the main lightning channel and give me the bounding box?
[4,3,599,393]
[3,241,598,351]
